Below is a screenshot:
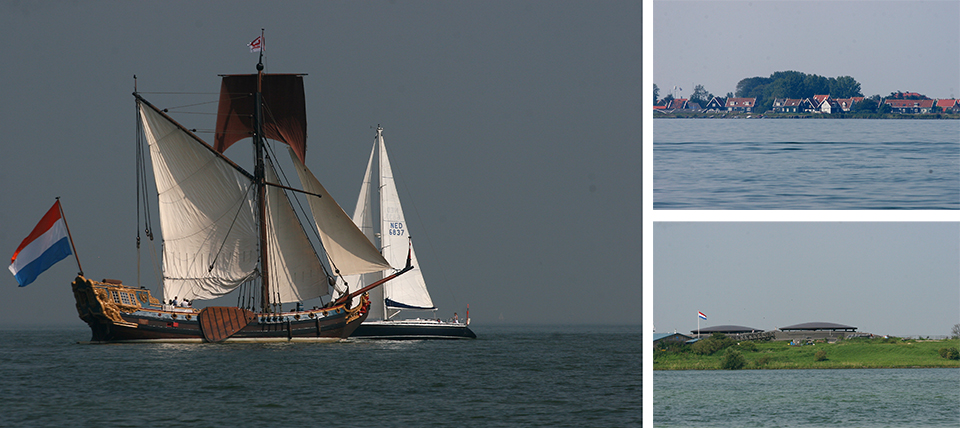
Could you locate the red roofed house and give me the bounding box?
[885,99,935,113]
[935,99,959,113]
[811,95,830,108]
[667,98,701,110]
[725,97,755,112]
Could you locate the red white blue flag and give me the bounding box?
[248,36,263,53]
[8,201,73,287]
[698,311,707,320]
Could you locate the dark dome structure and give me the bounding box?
[780,322,856,332]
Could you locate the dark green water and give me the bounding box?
[656,368,960,427]
[0,325,641,427]
[654,119,960,209]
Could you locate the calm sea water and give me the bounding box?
[0,325,640,427]
[654,119,960,209]
[655,368,960,427]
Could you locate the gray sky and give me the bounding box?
[654,0,960,99]
[0,1,641,327]
[654,222,960,338]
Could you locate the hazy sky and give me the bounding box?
[654,222,960,338]
[0,1,641,327]
[654,0,960,99]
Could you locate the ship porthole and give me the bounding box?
[186,315,192,320]
[171,314,177,319]
[294,314,300,320]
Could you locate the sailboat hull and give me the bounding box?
[352,320,476,340]
[72,276,368,343]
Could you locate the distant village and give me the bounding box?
[655,91,960,116]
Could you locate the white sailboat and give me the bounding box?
[346,126,475,339]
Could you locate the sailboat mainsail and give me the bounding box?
[140,103,260,301]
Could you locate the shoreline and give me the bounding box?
[654,337,960,371]
[654,111,960,119]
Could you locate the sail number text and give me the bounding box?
[388,222,405,236]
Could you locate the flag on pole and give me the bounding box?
[9,201,73,287]
[698,311,707,320]
[248,36,263,53]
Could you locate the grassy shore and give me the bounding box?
[654,337,960,370]
[654,111,960,119]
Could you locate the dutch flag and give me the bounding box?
[698,311,707,320]
[9,201,73,287]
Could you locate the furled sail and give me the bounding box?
[214,74,308,163]
[288,148,392,277]
[139,103,259,302]
[376,134,435,311]
[263,160,329,303]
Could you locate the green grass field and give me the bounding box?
[654,338,960,370]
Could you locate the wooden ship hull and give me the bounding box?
[72,276,369,343]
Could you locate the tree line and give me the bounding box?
[657,71,876,113]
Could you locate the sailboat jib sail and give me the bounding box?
[139,100,260,302]
[288,148,392,277]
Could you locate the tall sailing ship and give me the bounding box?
[71,57,411,343]
[345,126,475,339]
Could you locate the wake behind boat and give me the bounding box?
[68,50,412,343]
[345,127,475,340]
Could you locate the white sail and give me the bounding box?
[344,144,384,315]
[376,130,435,311]
[139,104,259,302]
[263,160,329,303]
[288,149,392,277]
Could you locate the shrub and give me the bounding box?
[721,348,746,370]
[738,341,758,352]
[938,347,960,360]
[755,355,771,367]
[814,349,827,361]
[692,333,737,355]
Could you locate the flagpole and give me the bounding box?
[56,197,83,277]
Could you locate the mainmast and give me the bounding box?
[254,32,270,313]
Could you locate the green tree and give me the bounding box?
[653,83,660,105]
[690,84,713,108]
[852,97,877,113]
[951,323,960,339]
[735,76,770,99]
[877,101,892,114]
[830,75,863,98]
[721,348,746,370]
